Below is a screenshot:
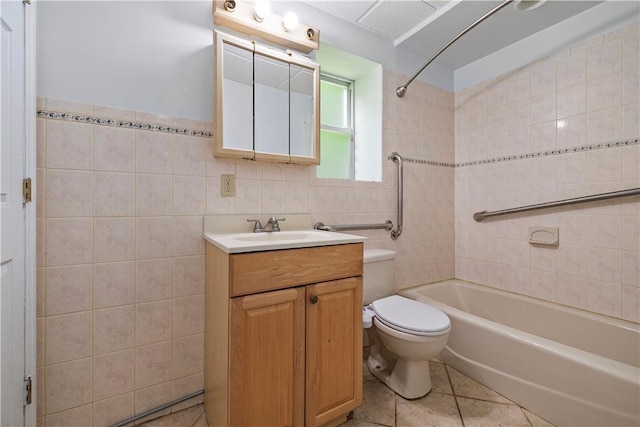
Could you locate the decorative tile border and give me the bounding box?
[389,137,639,168]
[37,110,213,138]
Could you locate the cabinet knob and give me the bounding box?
[310,295,318,304]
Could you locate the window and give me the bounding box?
[315,45,382,182]
[317,75,354,179]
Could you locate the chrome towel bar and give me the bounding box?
[474,188,640,222]
[314,221,393,232]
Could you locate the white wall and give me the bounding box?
[36,1,215,121]
[36,1,453,122]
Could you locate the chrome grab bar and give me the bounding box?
[314,221,393,232]
[390,152,403,240]
[396,0,513,97]
[474,188,640,222]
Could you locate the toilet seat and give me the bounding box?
[371,295,450,337]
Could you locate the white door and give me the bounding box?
[1,0,28,426]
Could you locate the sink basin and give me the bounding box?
[204,230,366,253]
[234,231,315,242]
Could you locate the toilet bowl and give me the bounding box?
[363,250,451,399]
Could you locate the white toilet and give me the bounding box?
[363,249,450,399]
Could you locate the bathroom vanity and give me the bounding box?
[204,230,364,427]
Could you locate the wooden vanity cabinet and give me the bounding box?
[205,243,363,427]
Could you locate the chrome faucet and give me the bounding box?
[246,219,265,233]
[247,217,286,232]
[266,216,285,232]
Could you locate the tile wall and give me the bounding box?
[35,70,455,426]
[454,22,640,322]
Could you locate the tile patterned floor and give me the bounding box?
[141,359,555,427]
[342,359,556,427]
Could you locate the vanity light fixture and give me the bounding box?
[213,0,319,53]
[254,0,270,22]
[282,12,299,32]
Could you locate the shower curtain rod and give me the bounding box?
[396,0,513,97]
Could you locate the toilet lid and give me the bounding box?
[371,295,450,336]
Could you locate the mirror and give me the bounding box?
[214,31,320,164]
[221,41,253,152]
[254,49,289,157]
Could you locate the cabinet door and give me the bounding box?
[230,287,305,427]
[306,277,363,426]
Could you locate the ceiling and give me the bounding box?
[303,0,605,70]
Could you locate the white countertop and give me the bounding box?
[204,230,366,253]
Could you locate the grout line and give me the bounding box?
[443,363,466,427]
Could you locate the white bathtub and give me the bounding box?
[399,279,640,427]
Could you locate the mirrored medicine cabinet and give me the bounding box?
[214,30,320,164]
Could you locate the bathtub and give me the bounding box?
[399,279,640,427]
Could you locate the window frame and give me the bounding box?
[319,73,355,180]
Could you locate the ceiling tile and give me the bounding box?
[304,0,378,24]
[358,0,437,39]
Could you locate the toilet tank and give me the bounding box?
[363,249,396,305]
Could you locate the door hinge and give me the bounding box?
[23,0,31,4]
[22,177,32,203]
[24,376,32,405]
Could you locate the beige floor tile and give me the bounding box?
[429,360,453,395]
[447,367,511,404]
[522,408,555,427]
[396,392,463,427]
[340,419,388,427]
[457,397,531,427]
[352,379,396,426]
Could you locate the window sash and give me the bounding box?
[320,74,355,179]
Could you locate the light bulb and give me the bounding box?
[282,12,298,31]
[254,0,270,22]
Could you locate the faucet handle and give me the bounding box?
[267,217,285,232]
[246,219,264,233]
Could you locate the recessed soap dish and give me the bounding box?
[528,226,559,246]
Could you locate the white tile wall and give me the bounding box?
[36,69,456,425]
[455,22,640,322]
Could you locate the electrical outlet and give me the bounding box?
[221,174,235,197]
